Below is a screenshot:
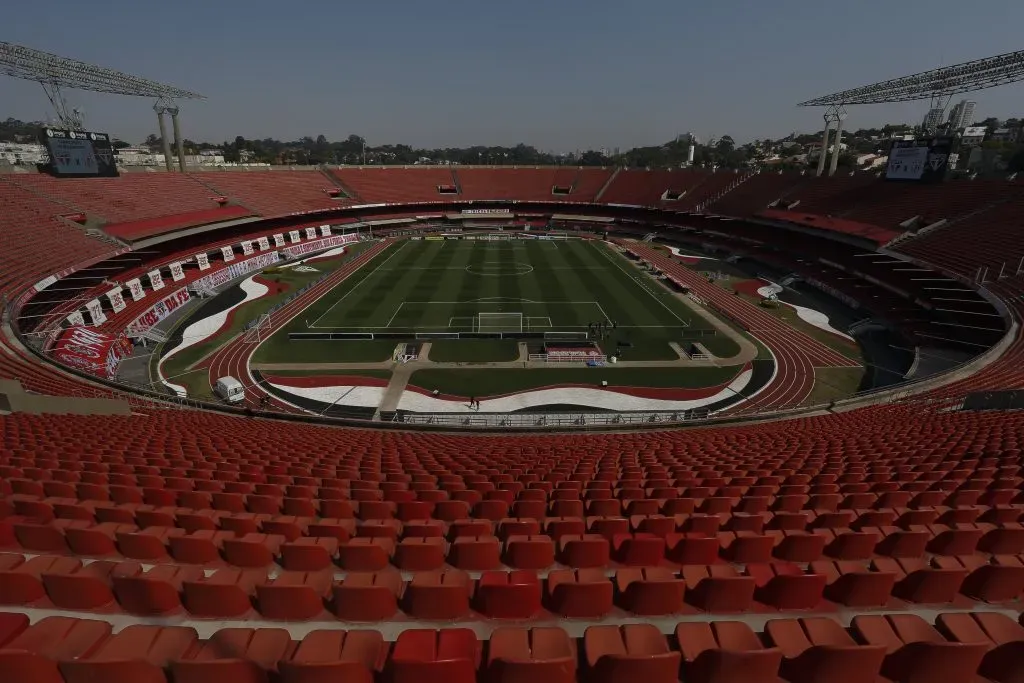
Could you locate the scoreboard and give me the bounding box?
[885,136,955,183]
[39,127,119,178]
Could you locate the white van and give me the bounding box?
[214,376,246,403]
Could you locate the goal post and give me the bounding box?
[476,312,523,333]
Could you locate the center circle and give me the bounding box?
[465,262,534,276]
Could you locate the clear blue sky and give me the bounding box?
[4,0,1024,150]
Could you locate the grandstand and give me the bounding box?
[6,43,1024,683]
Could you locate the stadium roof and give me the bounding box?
[0,41,205,99]
[799,49,1024,106]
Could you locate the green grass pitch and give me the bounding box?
[257,237,737,362]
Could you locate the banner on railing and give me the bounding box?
[257,236,270,251]
[273,233,285,248]
[170,262,185,282]
[53,325,132,379]
[289,230,301,244]
[320,225,331,237]
[66,310,85,326]
[126,278,145,302]
[148,269,165,292]
[241,241,254,256]
[221,245,235,262]
[196,253,210,271]
[85,299,106,325]
[305,226,317,239]
[106,287,126,313]
[126,287,191,335]
[190,251,281,292]
[281,233,359,259]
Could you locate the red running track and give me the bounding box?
[202,240,392,411]
[626,242,860,414]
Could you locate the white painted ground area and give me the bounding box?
[278,245,348,268]
[159,275,269,396]
[395,368,752,413]
[757,282,855,342]
[267,382,386,408]
[668,246,718,260]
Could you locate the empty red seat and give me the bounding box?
[547,568,613,617]
[183,568,264,617]
[0,611,28,647]
[59,624,198,683]
[0,616,111,683]
[612,532,665,565]
[112,563,201,615]
[852,614,987,683]
[615,567,685,615]
[404,570,472,619]
[256,570,331,619]
[811,560,896,607]
[665,533,720,565]
[874,557,967,604]
[222,532,284,567]
[487,627,576,683]
[504,535,555,569]
[0,554,77,604]
[338,537,395,570]
[278,629,386,683]
[43,559,138,610]
[476,570,541,619]
[169,529,233,565]
[171,627,292,683]
[937,612,1024,683]
[331,571,402,621]
[682,564,755,612]
[391,629,480,683]
[584,624,680,683]
[394,537,446,571]
[449,535,502,570]
[959,554,1024,602]
[719,531,774,563]
[748,563,826,610]
[557,534,609,568]
[677,621,782,683]
[765,617,886,683]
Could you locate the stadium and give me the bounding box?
[2,31,1024,683]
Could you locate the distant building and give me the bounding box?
[991,128,1021,143]
[961,126,987,146]
[922,108,945,133]
[0,142,46,165]
[947,100,976,130]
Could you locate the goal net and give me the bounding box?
[476,312,523,333]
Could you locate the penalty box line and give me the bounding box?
[308,240,410,329]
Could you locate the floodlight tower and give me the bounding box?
[153,100,174,172]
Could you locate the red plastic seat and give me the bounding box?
[331,571,402,621]
[718,531,774,563]
[682,564,755,612]
[391,629,480,683]
[665,532,720,565]
[169,529,233,565]
[222,532,284,567]
[256,570,331,619]
[959,554,1024,602]
[547,568,613,617]
[183,567,265,617]
[937,612,1024,683]
[59,624,198,683]
[337,537,395,570]
[873,556,967,604]
[171,627,292,683]
[112,563,201,615]
[557,534,609,568]
[395,537,446,571]
[0,616,111,683]
[765,617,886,683]
[476,570,542,619]
[404,570,472,619]
[278,629,386,683]
[853,614,987,683]
[449,535,502,570]
[612,532,665,566]
[811,560,896,607]
[615,567,685,615]
[504,534,555,569]
[748,563,827,610]
[677,621,782,683]
[584,624,680,683]
[43,559,139,610]
[487,627,576,683]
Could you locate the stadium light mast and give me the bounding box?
[799,48,1024,175]
[0,41,204,170]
